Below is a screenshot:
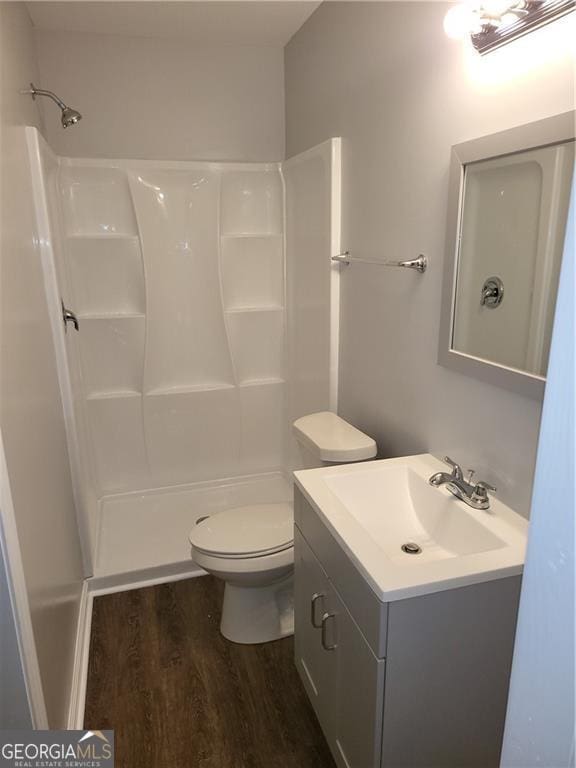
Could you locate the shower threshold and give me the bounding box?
[90,471,292,591]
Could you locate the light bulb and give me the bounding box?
[444,3,477,39]
[482,0,513,18]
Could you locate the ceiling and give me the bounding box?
[26,1,321,45]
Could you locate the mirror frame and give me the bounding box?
[439,111,575,399]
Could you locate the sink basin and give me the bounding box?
[325,464,506,564]
[294,454,527,600]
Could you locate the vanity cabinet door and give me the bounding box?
[295,527,385,768]
[329,587,385,768]
[294,528,337,740]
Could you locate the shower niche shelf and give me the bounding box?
[66,233,140,241]
[59,165,138,238]
[220,171,283,237]
[144,383,236,396]
[67,235,145,317]
[226,308,284,386]
[78,312,145,321]
[220,233,283,240]
[78,315,145,397]
[86,390,142,401]
[239,378,285,388]
[143,380,284,395]
[224,305,283,314]
[220,234,284,312]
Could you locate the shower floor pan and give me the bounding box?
[91,471,292,590]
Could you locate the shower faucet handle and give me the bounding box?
[61,300,79,332]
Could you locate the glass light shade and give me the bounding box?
[444,3,477,38]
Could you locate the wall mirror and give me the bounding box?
[439,112,575,398]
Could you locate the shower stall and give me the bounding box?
[26,128,341,586]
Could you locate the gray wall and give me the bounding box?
[285,1,575,516]
[34,29,285,161]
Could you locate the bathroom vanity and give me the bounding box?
[293,454,527,768]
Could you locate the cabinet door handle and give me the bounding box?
[321,612,337,651]
[310,593,325,628]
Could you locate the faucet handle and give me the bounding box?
[475,480,497,493]
[471,480,497,509]
[443,456,463,480]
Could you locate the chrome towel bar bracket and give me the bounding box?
[332,251,427,273]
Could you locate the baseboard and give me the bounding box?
[89,562,206,596]
[67,565,206,728]
[67,581,93,729]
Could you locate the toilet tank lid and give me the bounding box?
[293,412,377,463]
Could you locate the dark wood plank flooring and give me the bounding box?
[84,575,336,768]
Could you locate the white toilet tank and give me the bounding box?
[292,411,377,469]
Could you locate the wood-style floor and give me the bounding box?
[84,575,336,768]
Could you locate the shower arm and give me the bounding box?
[20,83,67,110]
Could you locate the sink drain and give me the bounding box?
[401,542,422,555]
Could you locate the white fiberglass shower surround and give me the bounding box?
[26,128,341,585]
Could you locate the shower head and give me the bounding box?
[61,106,82,128]
[21,83,82,129]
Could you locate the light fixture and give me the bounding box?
[444,0,575,53]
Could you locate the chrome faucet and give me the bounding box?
[429,456,496,511]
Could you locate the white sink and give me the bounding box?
[294,454,528,600]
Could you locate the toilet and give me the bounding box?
[189,412,377,644]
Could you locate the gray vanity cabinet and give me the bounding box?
[295,528,385,768]
[294,487,522,768]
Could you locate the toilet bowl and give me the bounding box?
[189,412,377,645]
[190,502,294,644]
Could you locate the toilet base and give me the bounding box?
[220,574,294,644]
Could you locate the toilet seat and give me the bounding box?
[192,544,294,577]
[189,502,293,560]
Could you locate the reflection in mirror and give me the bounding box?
[453,140,574,377]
